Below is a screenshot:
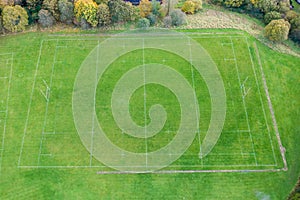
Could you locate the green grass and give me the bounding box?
[293,1,300,14]
[0,29,299,199]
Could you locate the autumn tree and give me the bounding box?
[74,0,98,27]
[2,5,28,32]
[264,19,290,42]
[139,0,152,18]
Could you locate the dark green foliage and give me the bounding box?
[290,29,300,44]
[147,13,156,26]
[170,9,186,26]
[291,16,300,30]
[58,0,74,24]
[0,17,2,32]
[264,11,282,24]
[151,0,161,17]
[38,9,55,27]
[137,17,150,29]
[25,0,43,24]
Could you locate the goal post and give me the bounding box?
[40,79,50,102]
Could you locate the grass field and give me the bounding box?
[0,29,299,199]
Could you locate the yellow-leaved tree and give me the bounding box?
[74,0,98,27]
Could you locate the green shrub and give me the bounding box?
[291,16,300,30]
[224,0,244,8]
[25,0,43,24]
[58,0,74,24]
[74,0,98,27]
[0,18,3,32]
[97,3,110,26]
[38,9,55,27]
[108,0,136,23]
[285,10,299,23]
[278,1,290,13]
[43,0,60,20]
[170,9,186,26]
[257,0,279,13]
[290,28,300,44]
[182,0,195,14]
[264,11,282,24]
[151,0,161,17]
[137,17,150,29]
[80,17,91,29]
[147,13,156,26]
[163,15,172,27]
[2,5,28,32]
[264,19,290,42]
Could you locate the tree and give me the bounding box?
[146,13,156,26]
[74,0,98,27]
[139,0,152,18]
[2,5,28,32]
[264,19,290,42]
[0,0,14,9]
[182,0,195,14]
[97,3,110,26]
[224,0,244,8]
[170,9,186,26]
[290,28,300,44]
[161,0,178,16]
[191,0,202,12]
[107,0,136,23]
[25,0,43,24]
[264,11,282,24]
[43,0,60,20]
[163,15,172,27]
[151,0,161,17]
[38,9,55,27]
[291,16,300,30]
[285,10,299,23]
[257,0,279,13]
[137,17,150,29]
[58,0,74,24]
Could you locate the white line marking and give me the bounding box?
[37,40,58,165]
[0,54,13,174]
[230,37,258,165]
[253,42,287,170]
[188,37,202,165]
[142,38,148,169]
[246,38,277,166]
[89,40,100,166]
[18,41,44,166]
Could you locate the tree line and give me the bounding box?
[0,0,299,44]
